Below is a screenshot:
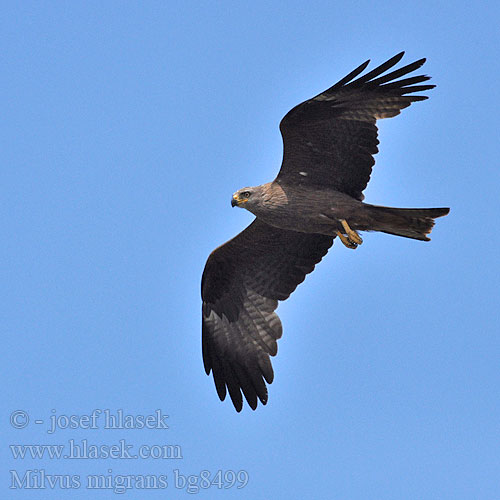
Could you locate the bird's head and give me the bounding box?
[231,187,256,209]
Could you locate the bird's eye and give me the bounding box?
[241,191,251,198]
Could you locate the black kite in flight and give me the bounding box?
[201,52,449,411]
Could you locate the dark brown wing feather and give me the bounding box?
[277,52,434,200]
[201,219,333,411]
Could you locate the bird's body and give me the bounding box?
[233,181,448,240]
[201,52,450,412]
[234,182,355,234]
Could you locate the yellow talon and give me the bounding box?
[336,230,358,249]
[340,219,363,245]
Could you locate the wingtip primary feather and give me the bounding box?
[351,52,408,86]
[330,59,370,90]
[392,51,406,62]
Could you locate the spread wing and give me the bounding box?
[276,52,434,200]
[201,219,333,411]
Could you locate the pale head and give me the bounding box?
[231,186,258,209]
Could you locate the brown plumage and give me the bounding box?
[202,52,450,412]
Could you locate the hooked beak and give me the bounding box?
[231,195,239,207]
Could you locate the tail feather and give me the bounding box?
[367,206,450,241]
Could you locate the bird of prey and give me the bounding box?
[201,52,449,412]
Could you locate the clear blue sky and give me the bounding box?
[3,1,499,499]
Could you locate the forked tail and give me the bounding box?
[367,205,450,241]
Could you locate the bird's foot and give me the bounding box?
[335,219,363,249]
[335,230,358,249]
[340,219,363,245]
